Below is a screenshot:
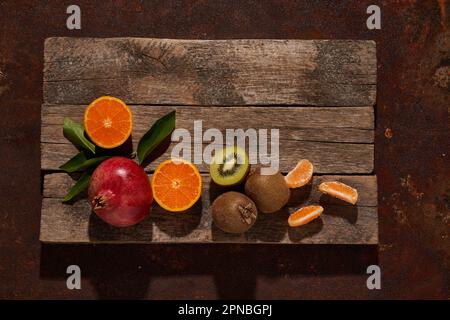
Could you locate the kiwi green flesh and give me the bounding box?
[210,148,249,186]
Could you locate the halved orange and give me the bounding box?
[285,159,313,188]
[288,205,323,227]
[84,96,132,149]
[152,159,202,212]
[319,181,358,205]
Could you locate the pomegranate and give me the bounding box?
[88,157,153,227]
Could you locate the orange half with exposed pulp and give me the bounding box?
[152,159,202,212]
[84,96,132,149]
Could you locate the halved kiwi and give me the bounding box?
[210,146,250,186]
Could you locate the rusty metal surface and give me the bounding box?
[0,0,448,299]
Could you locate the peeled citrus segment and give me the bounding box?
[288,205,323,227]
[151,159,202,212]
[84,96,132,149]
[285,159,313,188]
[319,181,358,205]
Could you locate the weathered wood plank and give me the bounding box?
[41,140,373,174]
[42,105,374,143]
[43,173,377,207]
[40,173,377,244]
[44,38,376,106]
[41,105,374,173]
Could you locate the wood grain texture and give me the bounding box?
[41,173,377,244]
[41,104,374,174]
[44,38,376,106]
[40,37,377,245]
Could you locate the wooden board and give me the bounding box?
[41,37,377,244]
[41,174,377,244]
[41,105,374,174]
[44,38,376,106]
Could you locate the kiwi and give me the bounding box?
[209,146,250,186]
[244,167,290,213]
[212,191,258,233]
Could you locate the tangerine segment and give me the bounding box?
[288,205,323,227]
[285,159,313,188]
[152,159,202,212]
[319,181,358,205]
[84,96,132,149]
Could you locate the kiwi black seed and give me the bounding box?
[209,146,250,186]
[211,191,258,233]
[244,167,290,213]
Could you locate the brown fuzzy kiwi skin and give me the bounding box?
[244,168,290,213]
[211,192,258,234]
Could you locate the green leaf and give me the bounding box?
[62,171,91,203]
[63,117,96,154]
[137,110,176,165]
[59,151,110,173]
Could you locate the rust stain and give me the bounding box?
[400,175,424,200]
[433,66,450,89]
[423,203,438,218]
[379,243,393,252]
[393,204,408,225]
[384,128,394,139]
[438,0,447,30]
[390,193,409,225]
[0,70,9,97]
